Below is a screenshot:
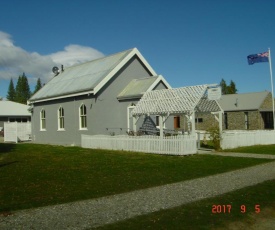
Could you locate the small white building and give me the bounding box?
[0,101,31,129]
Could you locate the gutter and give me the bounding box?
[28,90,94,104]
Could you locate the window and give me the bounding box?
[155,115,165,128]
[40,109,46,130]
[245,112,249,130]
[224,113,228,129]
[8,117,29,123]
[262,112,274,129]
[79,104,87,129]
[195,118,203,123]
[58,107,65,130]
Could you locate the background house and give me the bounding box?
[0,101,31,129]
[190,91,274,131]
[28,48,172,146]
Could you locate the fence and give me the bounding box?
[81,134,197,155]
[221,130,275,149]
[4,122,32,143]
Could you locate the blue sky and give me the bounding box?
[1,0,275,99]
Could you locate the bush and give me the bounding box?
[207,126,221,150]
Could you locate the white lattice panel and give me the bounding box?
[132,84,220,115]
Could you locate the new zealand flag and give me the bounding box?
[247,51,269,65]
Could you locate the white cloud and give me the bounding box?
[50,44,104,66]
[0,31,104,83]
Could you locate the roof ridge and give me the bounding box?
[135,76,158,81]
[222,91,269,96]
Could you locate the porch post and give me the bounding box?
[212,111,223,135]
[159,115,164,138]
[133,116,137,132]
[191,111,196,135]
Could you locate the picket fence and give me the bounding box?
[221,130,275,149]
[81,134,197,155]
[4,122,32,143]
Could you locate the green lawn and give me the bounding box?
[0,143,273,213]
[222,144,275,155]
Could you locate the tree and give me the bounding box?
[15,73,31,104]
[220,78,227,95]
[228,80,237,94]
[7,78,16,101]
[15,75,23,103]
[22,73,31,103]
[33,78,42,95]
[219,79,237,95]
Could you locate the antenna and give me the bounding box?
[52,66,59,75]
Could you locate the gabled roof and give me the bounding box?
[0,101,31,116]
[29,48,157,103]
[132,84,222,116]
[218,91,270,111]
[117,75,171,100]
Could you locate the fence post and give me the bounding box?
[197,132,200,149]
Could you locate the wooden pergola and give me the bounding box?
[132,84,223,137]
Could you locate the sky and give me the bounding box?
[1,0,275,99]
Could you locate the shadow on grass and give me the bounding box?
[0,143,16,153]
[0,161,18,168]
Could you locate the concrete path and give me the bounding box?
[202,151,275,159]
[1,157,275,230]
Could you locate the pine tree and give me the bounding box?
[22,73,31,103]
[33,78,42,95]
[228,80,237,94]
[220,79,237,95]
[220,78,228,95]
[15,73,31,104]
[7,78,16,101]
[15,75,23,103]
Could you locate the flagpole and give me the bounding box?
[268,48,275,130]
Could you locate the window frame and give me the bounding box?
[40,109,46,131]
[79,104,87,130]
[58,107,65,131]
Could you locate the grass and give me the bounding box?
[0,143,272,212]
[97,179,275,230]
[222,144,275,155]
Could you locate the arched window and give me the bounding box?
[58,107,65,130]
[79,104,87,129]
[40,109,46,130]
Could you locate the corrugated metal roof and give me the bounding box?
[0,101,31,116]
[30,49,134,101]
[117,77,158,100]
[218,91,269,111]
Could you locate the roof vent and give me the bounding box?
[235,98,238,107]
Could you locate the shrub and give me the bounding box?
[207,126,221,150]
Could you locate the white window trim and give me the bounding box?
[40,109,46,131]
[57,107,65,131]
[79,104,88,130]
[127,105,136,132]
